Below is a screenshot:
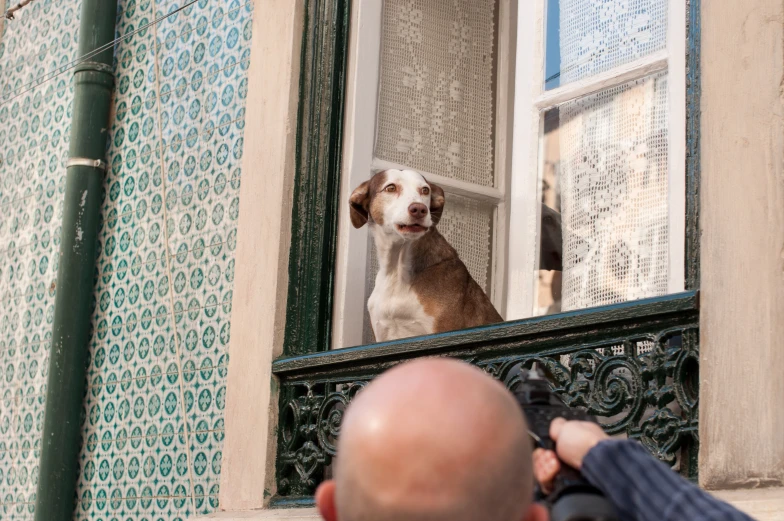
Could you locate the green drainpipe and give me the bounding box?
[34,1,117,520]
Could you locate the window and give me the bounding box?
[518,0,686,319]
[273,0,700,503]
[332,0,686,349]
[333,0,516,348]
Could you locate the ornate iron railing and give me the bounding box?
[271,292,700,503]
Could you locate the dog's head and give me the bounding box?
[349,169,445,239]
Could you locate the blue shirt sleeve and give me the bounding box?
[581,440,756,521]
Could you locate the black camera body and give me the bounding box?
[513,366,618,521]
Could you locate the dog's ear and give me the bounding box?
[349,180,371,228]
[428,182,445,225]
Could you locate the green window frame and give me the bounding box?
[272,0,702,505]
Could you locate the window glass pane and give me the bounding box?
[335,0,682,350]
[536,73,670,312]
[375,0,498,186]
[545,0,668,90]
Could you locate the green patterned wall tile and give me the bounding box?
[0,0,251,517]
[0,0,81,518]
[76,0,252,519]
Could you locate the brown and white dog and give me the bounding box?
[350,169,503,342]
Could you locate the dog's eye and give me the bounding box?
[421,187,430,195]
[384,185,397,193]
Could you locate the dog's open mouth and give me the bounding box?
[397,224,428,234]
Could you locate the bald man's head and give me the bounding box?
[315,358,535,521]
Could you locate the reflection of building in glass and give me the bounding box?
[536,109,563,316]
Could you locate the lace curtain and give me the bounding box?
[558,0,670,311]
[374,0,497,187]
[560,74,669,311]
[559,0,668,84]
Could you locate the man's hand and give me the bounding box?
[549,417,609,469]
[532,448,560,494]
[532,418,610,494]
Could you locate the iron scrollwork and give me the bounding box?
[276,326,699,498]
[278,381,366,497]
[476,328,699,468]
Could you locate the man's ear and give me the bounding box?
[428,181,445,225]
[315,480,338,521]
[523,502,549,521]
[349,180,371,229]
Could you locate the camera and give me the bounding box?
[512,365,618,521]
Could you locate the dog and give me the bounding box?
[349,169,503,342]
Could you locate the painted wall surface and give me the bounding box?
[699,0,784,490]
[0,0,252,519]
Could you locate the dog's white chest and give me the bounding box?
[367,272,434,342]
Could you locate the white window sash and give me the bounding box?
[668,0,687,295]
[333,0,516,349]
[506,0,687,320]
[370,159,503,204]
[533,51,668,110]
[332,0,383,350]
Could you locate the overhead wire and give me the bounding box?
[4,0,35,20]
[0,0,202,108]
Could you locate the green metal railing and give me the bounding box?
[272,292,701,504]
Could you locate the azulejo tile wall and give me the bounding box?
[0,0,79,518]
[75,0,251,520]
[0,0,253,519]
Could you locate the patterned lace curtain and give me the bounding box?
[558,0,670,311]
[559,0,667,83]
[374,0,497,186]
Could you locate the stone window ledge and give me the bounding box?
[196,488,784,521]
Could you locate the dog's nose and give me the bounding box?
[408,203,428,219]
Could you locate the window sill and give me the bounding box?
[194,487,783,521]
[193,508,319,521]
[711,488,784,521]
